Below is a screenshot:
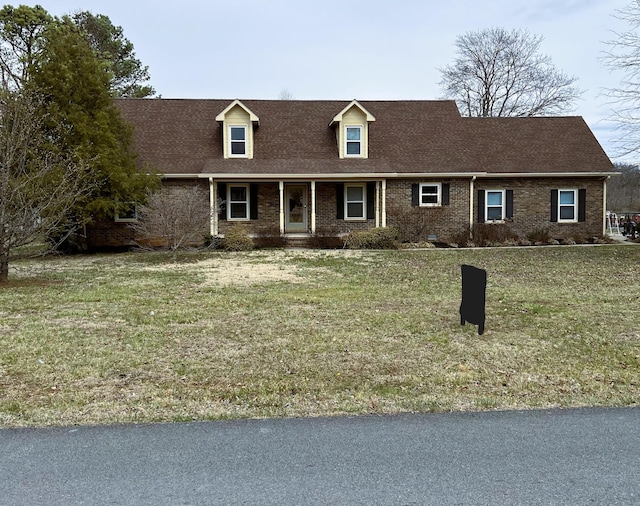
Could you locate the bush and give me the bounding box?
[204,234,222,249]
[472,223,519,247]
[254,225,286,249]
[344,227,399,249]
[132,186,211,251]
[527,227,551,244]
[447,227,472,247]
[222,223,253,251]
[387,204,443,243]
[309,226,344,249]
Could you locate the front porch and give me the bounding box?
[210,179,388,237]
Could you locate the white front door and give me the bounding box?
[285,184,308,232]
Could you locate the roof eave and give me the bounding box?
[160,171,616,180]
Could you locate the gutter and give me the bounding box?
[160,171,617,180]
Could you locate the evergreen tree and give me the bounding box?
[27,18,156,223]
[72,11,154,98]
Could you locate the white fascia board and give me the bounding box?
[161,171,617,180]
[475,172,617,178]
[214,99,259,124]
[329,99,376,126]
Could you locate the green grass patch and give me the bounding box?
[0,246,638,427]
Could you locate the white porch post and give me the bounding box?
[603,176,609,236]
[375,181,380,227]
[209,177,217,236]
[469,176,476,239]
[311,180,317,234]
[279,181,285,235]
[381,179,387,227]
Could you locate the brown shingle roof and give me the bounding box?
[115,98,614,176]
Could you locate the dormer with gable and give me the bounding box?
[215,100,260,159]
[329,100,376,159]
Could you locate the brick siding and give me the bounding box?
[385,179,470,242]
[87,177,606,249]
[475,177,604,239]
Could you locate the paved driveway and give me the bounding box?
[2,407,639,505]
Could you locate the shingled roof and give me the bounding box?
[114,98,614,177]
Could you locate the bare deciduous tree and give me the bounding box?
[608,163,640,211]
[0,90,91,282]
[602,1,640,157]
[278,88,294,100]
[131,186,213,252]
[439,28,581,117]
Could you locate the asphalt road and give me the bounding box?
[1,407,639,505]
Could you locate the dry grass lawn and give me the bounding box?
[0,245,638,427]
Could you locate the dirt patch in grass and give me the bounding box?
[140,249,366,286]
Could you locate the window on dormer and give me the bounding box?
[230,126,247,157]
[345,126,362,156]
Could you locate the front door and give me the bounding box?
[285,184,308,232]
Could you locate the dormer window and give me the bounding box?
[330,100,375,159]
[346,126,362,156]
[216,100,259,159]
[230,126,247,157]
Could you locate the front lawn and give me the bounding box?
[0,245,638,427]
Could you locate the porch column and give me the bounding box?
[311,180,317,234]
[209,177,218,236]
[469,176,476,239]
[375,181,380,227]
[603,176,609,236]
[279,181,285,235]
[381,179,387,227]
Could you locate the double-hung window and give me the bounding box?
[485,190,505,222]
[115,202,137,223]
[228,184,249,220]
[345,126,362,156]
[345,184,366,220]
[419,183,442,207]
[558,189,577,222]
[229,126,247,157]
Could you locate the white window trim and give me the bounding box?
[115,202,137,223]
[227,184,250,221]
[229,125,247,158]
[558,189,578,223]
[344,125,363,157]
[419,182,442,207]
[485,189,505,223]
[345,183,366,220]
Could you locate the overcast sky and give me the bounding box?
[33,0,634,163]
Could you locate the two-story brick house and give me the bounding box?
[89,98,615,248]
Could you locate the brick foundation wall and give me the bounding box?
[86,221,136,250]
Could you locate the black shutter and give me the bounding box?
[477,190,485,223]
[506,190,514,219]
[411,184,419,206]
[249,183,258,220]
[336,184,344,219]
[578,189,586,222]
[366,182,376,219]
[550,190,558,222]
[442,183,450,206]
[218,182,227,221]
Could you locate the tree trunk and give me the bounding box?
[0,255,8,283]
